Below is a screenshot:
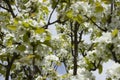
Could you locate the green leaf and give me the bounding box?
[42,40,52,48]
[84,57,94,69]
[51,0,57,8]
[101,0,111,4]
[11,64,16,70]
[0,54,7,58]
[22,22,30,28]
[35,28,45,34]
[27,54,35,59]
[41,6,49,14]
[7,25,17,31]
[22,0,29,3]
[91,16,96,22]
[74,15,83,23]
[66,10,73,19]
[16,45,26,51]
[96,31,102,37]
[6,37,13,47]
[18,54,35,63]
[112,29,118,37]
[98,64,103,74]
[0,68,5,76]
[95,2,104,13]
[106,78,112,80]
[45,34,51,41]
[23,32,30,42]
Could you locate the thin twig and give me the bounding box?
[45,0,59,29]
[78,30,83,43]
[84,15,107,32]
[3,0,16,18]
[0,5,10,11]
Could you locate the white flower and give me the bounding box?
[45,54,59,61]
[39,20,45,27]
[15,62,21,70]
[24,1,31,8]
[35,75,42,80]
[77,68,95,80]
[70,76,78,80]
[93,32,112,43]
[106,62,120,79]
[71,1,89,14]
[88,50,97,55]
[69,68,95,80]
[60,49,68,56]
[69,69,73,75]
[39,0,43,3]
[30,0,37,2]
[5,33,14,39]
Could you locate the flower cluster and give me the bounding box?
[69,68,95,80]
[106,62,120,80]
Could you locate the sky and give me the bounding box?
[48,9,115,80]
[0,4,115,80]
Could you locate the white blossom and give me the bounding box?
[39,20,45,27]
[106,62,120,80]
[58,49,68,57]
[24,1,31,8]
[71,1,89,14]
[93,32,112,43]
[45,54,59,61]
[15,62,21,70]
[35,75,42,80]
[69,68,95,80]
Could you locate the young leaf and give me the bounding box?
[7,25,17,31]
[98,64,103,74]
[45,35,51,41]
[23,32,30,42]
[66,10,73,19]
[95,2,104,13]
[35,28,45,34]
[16,45,26,51]
[22,22,30,28]
[6,37,13,47]
[112,29,118,37]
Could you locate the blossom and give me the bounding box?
[71,1,89,14]
[15,62,21,70]
[77,68,95,80]
[35,75,42,80]
[45,54,59,61]
[106,62,120,80]
[58,49,68,57]
[69,68,95,80]
[93,32,112,43]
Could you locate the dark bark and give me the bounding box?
[73,22,79,75]
[3,0,16,18]
[5,53,19,80]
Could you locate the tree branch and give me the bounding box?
[84,15,107,32]
[0,5,10,11]
[70,21,74,56]
[90,58,102,71]
[3,0,16,18]
[78,30,83,43]
[5,53,19,80]
[73,22,79,75]
[45,0,59,29]
[43,19,68,29]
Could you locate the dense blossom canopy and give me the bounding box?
[0,0,120,80]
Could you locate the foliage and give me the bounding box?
[0,0,120,80]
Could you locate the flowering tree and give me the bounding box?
[0,0,120,80]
